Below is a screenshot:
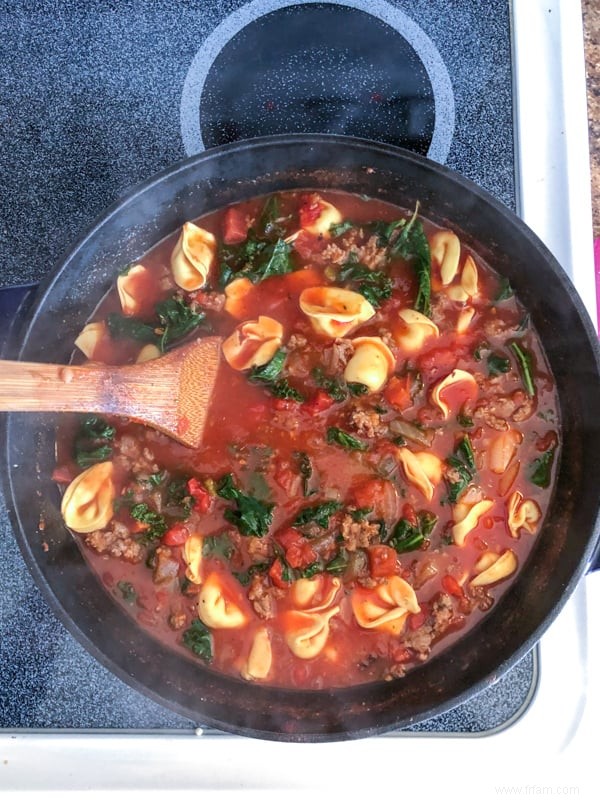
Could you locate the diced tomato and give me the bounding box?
[368,545,398,578]
[223,206,249,244]
[302,389,335,416]
[299,194,323,228]
[273,397,302,412]
[417,346,460,376]
[275,527,317,569]
[272,460,301,495]
[384,374,413,411]
[441,574,464,598]
[162,522,190,546]
[51,464,75,484]
[352,478,396,518]
[401,503,418,528]
[187,477,213,513]
[408,609,426,631]
[268,557,292,589]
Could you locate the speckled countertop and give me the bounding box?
[583,0,599,238]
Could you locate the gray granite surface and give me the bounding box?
[0,0,528,735]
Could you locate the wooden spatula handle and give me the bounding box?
[0,360,117,414]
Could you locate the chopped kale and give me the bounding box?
[312,366,348,402]
[326,427,368,452]
[529,447,555,489]
[249,349,286,384]
[329,220,355,238]
[156,296,205,351]
[457,413,474,428]
[106,312,158,344]
[347,381,369,396]
[130,503,168,543]
[388,208,431,317]
[73,415,115,468]
[445,435,477,504]
[79,415,116,441]
[182,619,213,662]
[258,195,289,239]
[388,511,437,554]
[325,549,350,575]
[74,444,113,469]
[338,258,392,308]
[495,276,514,301]
[294,500,343,530]
[299,561,324,579]
[202,532,234,560]
[216,473,274,537]
[233,562,269,586]
[487,352,511,377]
[116,580,137,604]
[510,341,536,397]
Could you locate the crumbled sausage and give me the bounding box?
[404,592,456,659]
[350,408,387,438]
[168,610,187,630]
[248,574,283,620]
[340,513,381,552]
[246,536,273,563]
[321,338,354,373]
[114,435,158,476]
[85,520,144,563]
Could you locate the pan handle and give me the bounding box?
[0,283,38,358]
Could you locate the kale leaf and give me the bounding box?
[294,500,343,530]
[216,473,274,537]
[338,258,392,308]
[182,619,213,662]
[388,510,437,554]
[326,427,368,452]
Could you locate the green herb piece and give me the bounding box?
[258,195,289,239]
[249,349,286,384]
[487,352,511,377]
[245,238,294,284]
[294,500,343,530]
[294,451,314,497]
[156,296,204,351]
[79,415,116,441]
[389,208,431,317]
[74,444,113,468]
[144,471,166,488]
[233,562,270,586]
[326,427,368,452]
[495,276,514,301]
[218,261,236,289]
[338,259,392,308]
[106,312,159,344]
[369,219,406,247]
[116,580,137,604]
[325,550,349,575]
[130,503,167,543]
[347,382,369,396]
[457,413,474,428]
[299,561,324,579]
[388,511,437,554]
[182,619,213,662]
[529,447,555,489]
[510,341,536,397]
[312,366,347,402]
[202,532,234,560]
[216,474,274,537]
[350,507,373,521]
[444,435,477,504]
[165,477,192,518]
[329,220,355,237]
[268,379,305,402]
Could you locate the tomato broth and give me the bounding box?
[56,190,560,689]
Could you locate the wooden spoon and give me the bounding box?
[0,336,223,448]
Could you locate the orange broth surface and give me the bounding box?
[56,190,560,689]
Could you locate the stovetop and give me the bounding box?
[0,0,596,776]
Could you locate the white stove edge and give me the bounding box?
[2,0,598,796]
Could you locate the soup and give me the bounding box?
[55,190,559,689]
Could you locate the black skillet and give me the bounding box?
[2,134,600,741]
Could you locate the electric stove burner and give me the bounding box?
[181,0,455,162]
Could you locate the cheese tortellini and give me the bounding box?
[198,572,249,629]
[299,194,342,236]
[61,461,116,534]
[446,254,479,302]
[430,369,478,420]
[222,315,283,371]
[452,498,494,546]
[183,533,204,585]
[430,229,461,285]
[396,447,443,501]
[117,264,149,316]
[299,286,375,338]
[470,549,518,587]
[343,336,395,393]
[506,491,542,538]
[241,626,273,681]
[170,221,216,291]
[393,308,440,353]
[74,321,107,360]
[283,576,341,659]
[351,576,420,635]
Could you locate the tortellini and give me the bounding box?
[488,429,522,474]
[136,343,161,363]
[506,491,542,538]
[198,572,249,629]
[241,626,272,681]
[283,576,341,660]
[117,264,150,316]
[299,286,375,338]
[430,229,461,285]
[452,498,494,546]
[183,533,204,585]
[74,321,107,360]
[456,306,475,334]
[170,222,216,291]
[470,550,518,587]
[351,576,420,635]
[222,315,283,371]
[224,276,255,319]
[393,308,440,353]
[396,447,443,501]
[299,194,342,237]
[61,461,116,534]
[446,255,479,302]
[430,369,478,420]
[343,336,395,393]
